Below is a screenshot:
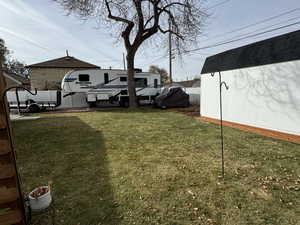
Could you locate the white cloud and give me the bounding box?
[0,26,55,52]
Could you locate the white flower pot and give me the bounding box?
[29,186,52,211]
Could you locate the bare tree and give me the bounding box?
[0,38,29,77]
[0,38,9,63]
[149,65,169,85]
[53,0,208,108]
[6,59,29,78]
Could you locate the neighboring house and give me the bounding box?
[201,30,300,137]
[3,70,31,89]
[26,55,100,90]
[164,79,200,88]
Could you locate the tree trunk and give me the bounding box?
[126,52,138,108]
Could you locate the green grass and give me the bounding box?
[12,108,300,225]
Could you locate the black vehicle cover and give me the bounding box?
[155,87,189,108]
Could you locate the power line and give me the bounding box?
[200,7,300,43]
[188,15,300,57]
[186,21,300,53]
[144,21,300,66]
[138,1,232,68]
[148,54,168,64]
[142,9,300,66]
[95,59,121,62]
[225,15,300,41]
[150,20,300,62]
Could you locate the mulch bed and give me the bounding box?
[173,105,300,144]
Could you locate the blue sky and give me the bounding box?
[1,0,300,81]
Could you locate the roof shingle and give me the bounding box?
[26,56,100,69]
[201,30,300,74]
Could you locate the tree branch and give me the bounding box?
[104,0,134,50]
[158,26,183,39]
[104,0,132,24]
[133,0,144,33]
[159,2,188,14]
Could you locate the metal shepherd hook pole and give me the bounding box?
[211,71,229,177]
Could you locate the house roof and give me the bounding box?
[201,29,300,74]
[26,56,100,69]
[3,70,30,85]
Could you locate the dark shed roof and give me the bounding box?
[26,56,100,69]
[6,72,30,84]
[201,30,300,74]
[3,70,31,85]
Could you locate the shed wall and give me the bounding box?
[201,60,300,136]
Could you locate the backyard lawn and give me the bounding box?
[12,108,300,225]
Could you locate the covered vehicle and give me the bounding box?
[155,87,189,109]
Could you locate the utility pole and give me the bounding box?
[168,18,173,84]
[122,53,126,70]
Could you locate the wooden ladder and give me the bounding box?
[0,65,26,225]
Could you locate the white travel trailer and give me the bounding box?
[7,90,61,113]
[61,68,161,107]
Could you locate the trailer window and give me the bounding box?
[154,79,158,88]
[135,78,147,87]
[104,73,109,84]
[120,77,127,82]
[79,74,90,82]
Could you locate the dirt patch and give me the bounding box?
[170,105,200,118]
[199,116,300,144]
[172,105,300,144]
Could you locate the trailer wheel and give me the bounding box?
[28,104,40,113]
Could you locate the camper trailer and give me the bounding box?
[61,69,161,107]
[7,90,61,113]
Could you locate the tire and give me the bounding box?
[28,104,40,113]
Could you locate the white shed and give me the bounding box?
[200,30,300,137]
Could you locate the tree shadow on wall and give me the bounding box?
[233,61,300,121]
